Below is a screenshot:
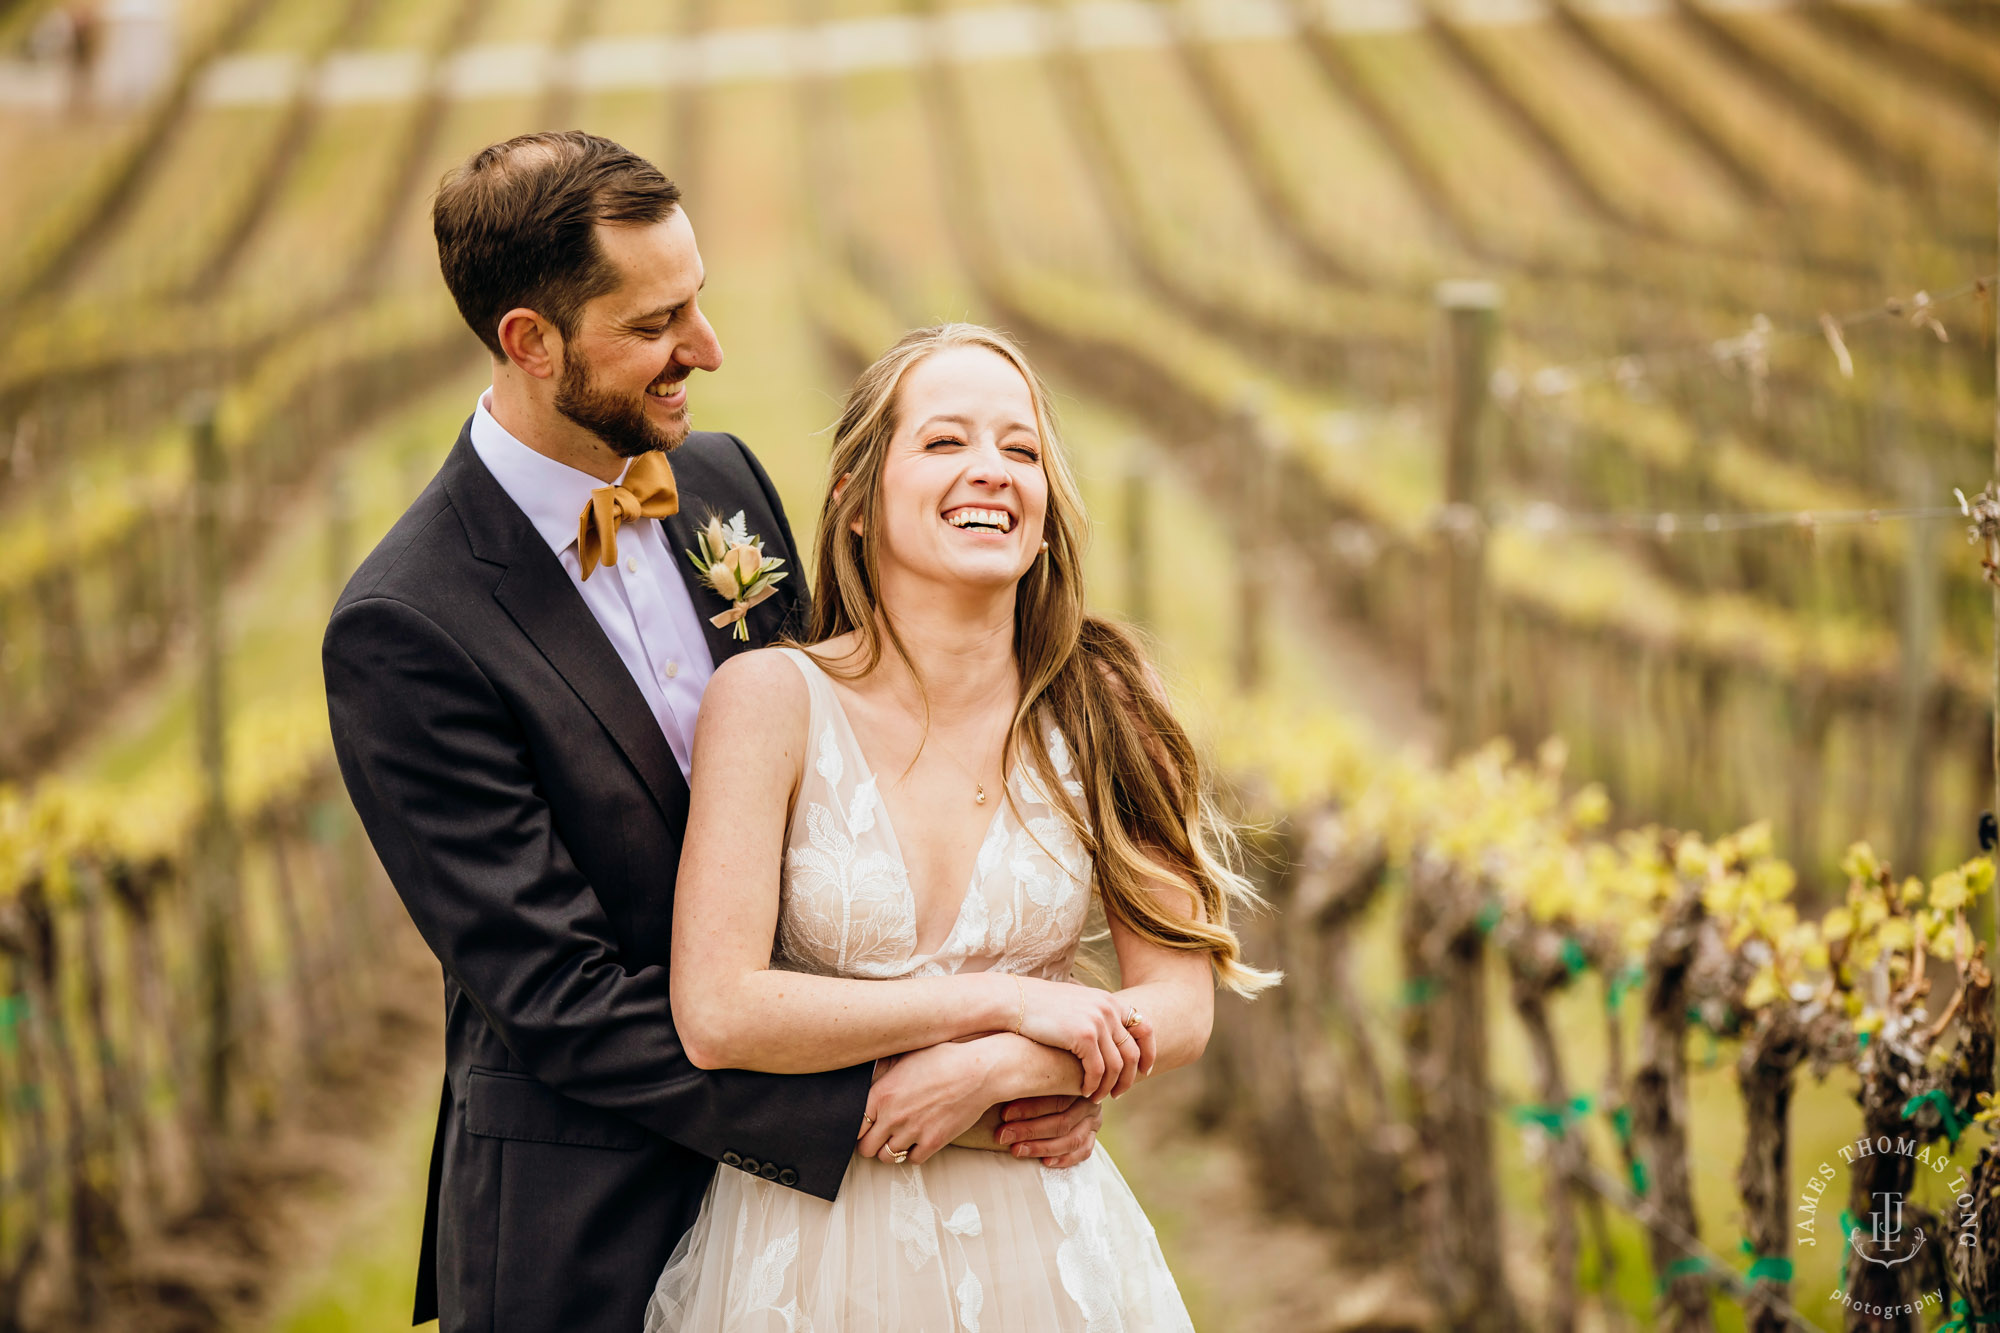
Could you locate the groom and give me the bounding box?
[323,132,1102,1333]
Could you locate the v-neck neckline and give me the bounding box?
[792,649,1014,961]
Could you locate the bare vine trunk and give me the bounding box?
[1952,1141,2000,1319]
[1630,880,1715,1332]
[1845,1063,1927,1332]
[1511,978,1580,1333]
[1202,811,1413,1261]
[1402,855,1521,1333]
[1737,1005,1806,1333]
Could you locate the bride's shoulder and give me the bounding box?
[706,646,810,703]
[696,648,812,743]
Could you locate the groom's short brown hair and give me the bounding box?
[434,131,682,359]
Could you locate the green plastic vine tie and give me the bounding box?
[1606,964,1644,1013]
[1656,1255,1708,1293]
[1400,976,1440,1008]
[1628,1158,1649,1198]
[1940,1298,2000,1330]
[1510,1095,1597,1138]
[1857,1030,1872,1050]
[1735,1238,1792,1283]
[1560,937,1588,978]
[1475,901,1502,936]
[0,993,24,1054]
[1902,1089,1967,1148]
[1512,1104,1567,1136]
[1840,1210,1858,1243]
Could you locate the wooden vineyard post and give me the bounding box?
[188,399,237,1156]
[326,461,354,610]
[1894,453,1937,879]
[1984,137,2000,1056]
[671,0,714,204]
[1438,280,1501,759]
[1232,399,1275,694]
[1123,446,1152,628]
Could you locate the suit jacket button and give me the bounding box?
[740,1157,760,1174]
[778,1168,798,1186]
[758,1162,779,1180]
[721,1152,742,1168]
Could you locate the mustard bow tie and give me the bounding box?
[577,450,679,580]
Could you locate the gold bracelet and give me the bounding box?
[1011,976,1026,1035]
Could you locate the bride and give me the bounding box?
[647,323,1276,1331]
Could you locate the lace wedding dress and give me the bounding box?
[644,647,1194,1332]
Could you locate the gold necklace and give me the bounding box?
[927,715,1007,805]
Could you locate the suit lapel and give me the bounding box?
[660,446,765,668]
[442,432,689,825]
[492,558,689,823]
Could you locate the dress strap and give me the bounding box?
[771,645,823,691]
[772,646,830,752]
[771,644,815,676]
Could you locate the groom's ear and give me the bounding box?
[495,307,560,380]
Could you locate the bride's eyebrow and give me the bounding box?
[912,414,973,435]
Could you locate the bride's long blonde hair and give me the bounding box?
[800,323,1277,997]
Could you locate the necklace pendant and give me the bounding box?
[975,784,986,805]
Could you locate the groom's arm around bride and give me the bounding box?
[321,132,873,1333]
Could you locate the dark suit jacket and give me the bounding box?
[323,423,872,1333]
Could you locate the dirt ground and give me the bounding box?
[1105,1069,1432,1333]
[71,916,446,1333]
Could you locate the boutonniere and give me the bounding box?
[686,510,789,641]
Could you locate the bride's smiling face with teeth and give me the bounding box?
[866,346,1049,596]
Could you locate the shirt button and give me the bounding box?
[663,660,680,680]
[625,556,639,573]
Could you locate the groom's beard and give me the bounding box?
[554,354,689,458]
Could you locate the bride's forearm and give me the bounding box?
[973,1032,1089,1103]
[936,982,1208,1153]
[674,969,1018,1074]
[940,979,1208,1112]
[1115,977,1214,1080]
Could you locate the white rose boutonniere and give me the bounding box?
[685,510,789,641]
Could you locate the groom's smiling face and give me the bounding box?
[552,209,724,457]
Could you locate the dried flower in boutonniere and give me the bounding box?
[686,510,788,641]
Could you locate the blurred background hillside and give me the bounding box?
[0,0,1995,1329]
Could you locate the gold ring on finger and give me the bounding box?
[861,1112,876,1128]
[1123,1006,1143,1029]
[889,1146,911,1165]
